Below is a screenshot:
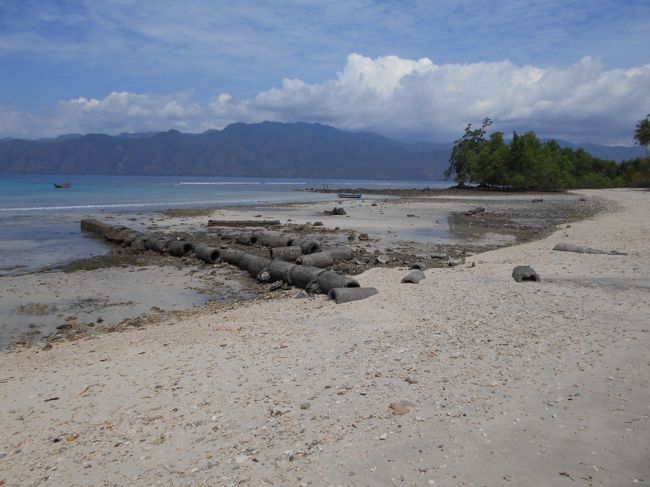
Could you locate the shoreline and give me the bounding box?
[0,188,648,485]
[1,191,604,348]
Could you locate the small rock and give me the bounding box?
[405,377,418,384]
[376,255,390,265]
[96,316,104,323]
[358,233,369,241]
[312,221,324,227]
[300,402,311,410]
[389,400,416,415]
[378,433,387,440]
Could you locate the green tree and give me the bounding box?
[634,114,650,154]
[445,117,492,187]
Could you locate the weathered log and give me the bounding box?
[270,246,303,262]
[169,240,194,257]
[258,235,294,248]
[219,249,245,266]
[144,236,170,253]
[512,265,540,282]
[328,287,378,304]
[297,248,353,267]
[401,269,425,283]
[194,244,220,264]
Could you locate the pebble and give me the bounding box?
[389,400,416,415]
[300,402,311,410]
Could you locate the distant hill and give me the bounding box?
[0,122,450,179]
[0,122,643,179]
[554,140,644,162]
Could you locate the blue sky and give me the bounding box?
[1,0,649,144]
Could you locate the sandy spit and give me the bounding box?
[0,188,648,487]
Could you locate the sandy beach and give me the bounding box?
[1,188,648,486]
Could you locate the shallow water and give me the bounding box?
[0,174,447,275]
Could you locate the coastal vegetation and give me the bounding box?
[446,116,650,190]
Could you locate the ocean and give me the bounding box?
[0,174,447,275]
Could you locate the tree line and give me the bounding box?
[445,115,650,190]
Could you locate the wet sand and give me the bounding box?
[0,191,599,347]
[1,189,648,486]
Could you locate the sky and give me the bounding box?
[0,0,649,144]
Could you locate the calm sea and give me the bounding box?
[0,174,447,275]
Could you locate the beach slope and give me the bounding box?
[1,188,648,486]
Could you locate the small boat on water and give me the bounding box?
[53,182,71,189]
[337,192,362,199]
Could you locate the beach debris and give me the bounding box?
[194,244,221,264]
[297,248,354,267]
[324,207,347,216]
[389,400,416,415]
[552,242,627,255]
[401,269,426,284]
[312,221,324,227]
[512,265,540,282]
[296,239,320,254]
[258,234,293,248]
[328,287,378,304]
[44,397,59,402]
[447,258,462,267]
[358,233,369,241]
[371,202,378,206]
[233,233,258,246]
[270,246,303,262]
[406,214,417,217]
[464,207,486,216]
[532,198,544,203]
[299,402,311,410]
[375,255,391,265]
[168,240,194,257]
[207,219,280,227]
[411,262,427,270]
[405,376,418,384]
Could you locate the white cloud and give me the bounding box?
[1,54,649,144]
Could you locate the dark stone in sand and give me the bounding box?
[328,287,378,304]
[512,265,540,282]
[401,269,425,284]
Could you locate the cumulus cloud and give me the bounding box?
[2,54,649,144]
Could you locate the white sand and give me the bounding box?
[1,188,648,486]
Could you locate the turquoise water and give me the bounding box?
[0,174,447,274]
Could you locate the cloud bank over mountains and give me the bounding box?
[3,53,649,145]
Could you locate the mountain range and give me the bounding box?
[0,122,644,179]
